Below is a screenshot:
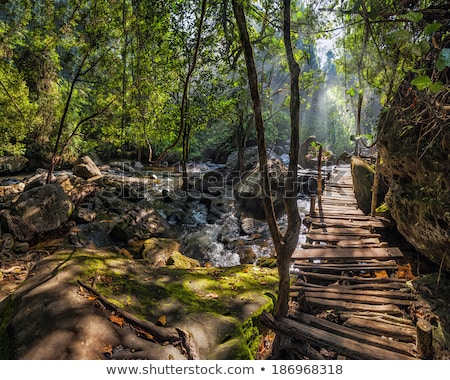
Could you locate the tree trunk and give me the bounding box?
[232,0,300,325]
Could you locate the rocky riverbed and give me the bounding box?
[0,151,316,359]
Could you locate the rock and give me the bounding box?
[0,250,278,359]
[72,156,102,179]
[0,211,37,242]
[1,184,74,241]
[165,251,200,268]
[141,238,180,267]
[298,135,317,169]
[351,156,388,215]
[108,161,136,173]
[377,83,450,271]
[225,146,281,171]
[0,156,28,174]
[109,207,169,242]
[234,158,288,219]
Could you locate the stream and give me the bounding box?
[0,160,313,268]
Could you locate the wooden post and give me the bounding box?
[317,145,323,201]
[416,318,433,358]
[309,195,316,215]
[370,153,381,216]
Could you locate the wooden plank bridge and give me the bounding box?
[280,163,427,360]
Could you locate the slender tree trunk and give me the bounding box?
[155,0,207,171]
[46,50,91,184]
[232,0,300,323]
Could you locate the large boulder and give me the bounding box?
[1,184,74,241]
[0,156,28,174]
[377,70,450,271]
[351,156,388,215]
[0,250,278,359]
[109,207,170,242]
[73,156,102,179]
[234,158,288,219]
[298,135,317,169]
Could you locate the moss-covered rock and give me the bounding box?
[351,156,388,215]
[0,249,278,359]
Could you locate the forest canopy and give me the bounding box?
[0,0,449,167]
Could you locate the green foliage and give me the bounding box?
[0,61,37,155]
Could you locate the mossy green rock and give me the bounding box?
[0,249,278,359]
[351,156,388,215]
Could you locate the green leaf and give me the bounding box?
[388,30,412,47]
[429,82,447,94]
[411,75,432,90]
[404,12,423,23]
[346,87,356,97]
[436,48,450,71]
[424,22,442,35]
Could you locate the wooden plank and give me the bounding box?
[301,242,386,249]
[261,313,416,360]
[290,312,416,357]
[308,218,387,228]
[306,297,403,314]
[336,239,386,248]
[295,270,406,283]
[292,260,398,271]
[316,207,364,214]
[343,317,416,342]
[303,290,413,306]
[339,312,414,326]
[309,227,376,235]
[292,286,415,300]
[306,233,381,242]
[307,214,388,222]
[291,247,403,260]
[294,281,409,291]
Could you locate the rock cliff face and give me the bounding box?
[377,78,449,271]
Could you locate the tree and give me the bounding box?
[231,0,300,327]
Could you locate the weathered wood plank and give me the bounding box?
[336,239,386,248]
[292,261,398,271]
[306,214,389,222]
[295,270,406,283]
[292,285,415,299]
[306,296,403,314]
[306,233,381,242]
[307,218,389,229]
[338,312,415,326]
[260,312,415,360]
[292,247,404,260]
[290,311,416,357]
[343,317,416,342]
[301,241,386,249]
[309,227,378,235]
[294,281,409,291]
[303,290,413,306]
